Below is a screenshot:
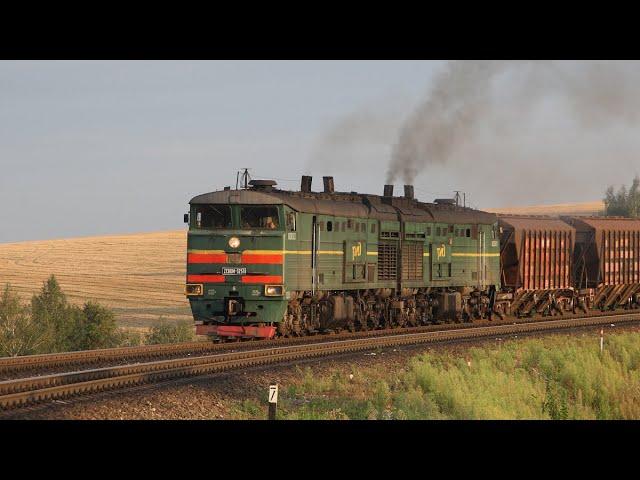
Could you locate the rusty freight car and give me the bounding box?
[498,215,576,317]
[562,216,640,311]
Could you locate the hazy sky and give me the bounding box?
[1,61,636,243]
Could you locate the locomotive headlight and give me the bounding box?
[185,284,203,296]
[264,285,284,296]
[228,236,241,248]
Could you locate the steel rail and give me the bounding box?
[1,312,638,410]
[0,341,216,373]
[1,309,636,375]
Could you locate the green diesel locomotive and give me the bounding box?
[185,176,501,339]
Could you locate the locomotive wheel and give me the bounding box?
[277,317,292,337]
[356,302,368,331]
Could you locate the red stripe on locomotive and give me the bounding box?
[187,274,225,283]
[240,253,283,264]
[241,275,283,284]
[187,253,227,264]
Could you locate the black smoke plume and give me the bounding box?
[386,61,640,186]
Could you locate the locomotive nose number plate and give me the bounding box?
[222,267,246,275]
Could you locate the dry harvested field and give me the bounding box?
[0,230,190,330]
[488,200,604,217]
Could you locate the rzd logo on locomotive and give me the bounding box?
[351,242,362,261]
[436,244,446,260]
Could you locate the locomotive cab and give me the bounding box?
[185,191,289,339]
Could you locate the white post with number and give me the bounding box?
[268,384,278,420]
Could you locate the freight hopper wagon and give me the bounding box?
[184,176,501,339]
[497,216,576,317]
[562,216,640,311]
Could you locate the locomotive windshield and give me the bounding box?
[241,206,280,230]
[193,204,232,229]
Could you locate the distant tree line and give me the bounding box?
[0,275,194,357]
[604,175,640,218]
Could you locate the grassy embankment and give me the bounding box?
[233,331,640,420]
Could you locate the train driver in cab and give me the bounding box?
[263,216,277,229]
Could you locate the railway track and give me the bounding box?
[0,309,635,378]
[1,312,639,410]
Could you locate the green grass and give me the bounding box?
[232,331,640,420]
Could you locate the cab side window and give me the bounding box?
[286,212,297,231]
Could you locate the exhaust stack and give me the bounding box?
[301,175,312,193]
[323,176,335,193]
[383,184,394,197]
[404,185,414,199]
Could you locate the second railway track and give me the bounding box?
[1,309,636,378]
[1,312,639,410]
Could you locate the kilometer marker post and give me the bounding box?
[268,383,278,420]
